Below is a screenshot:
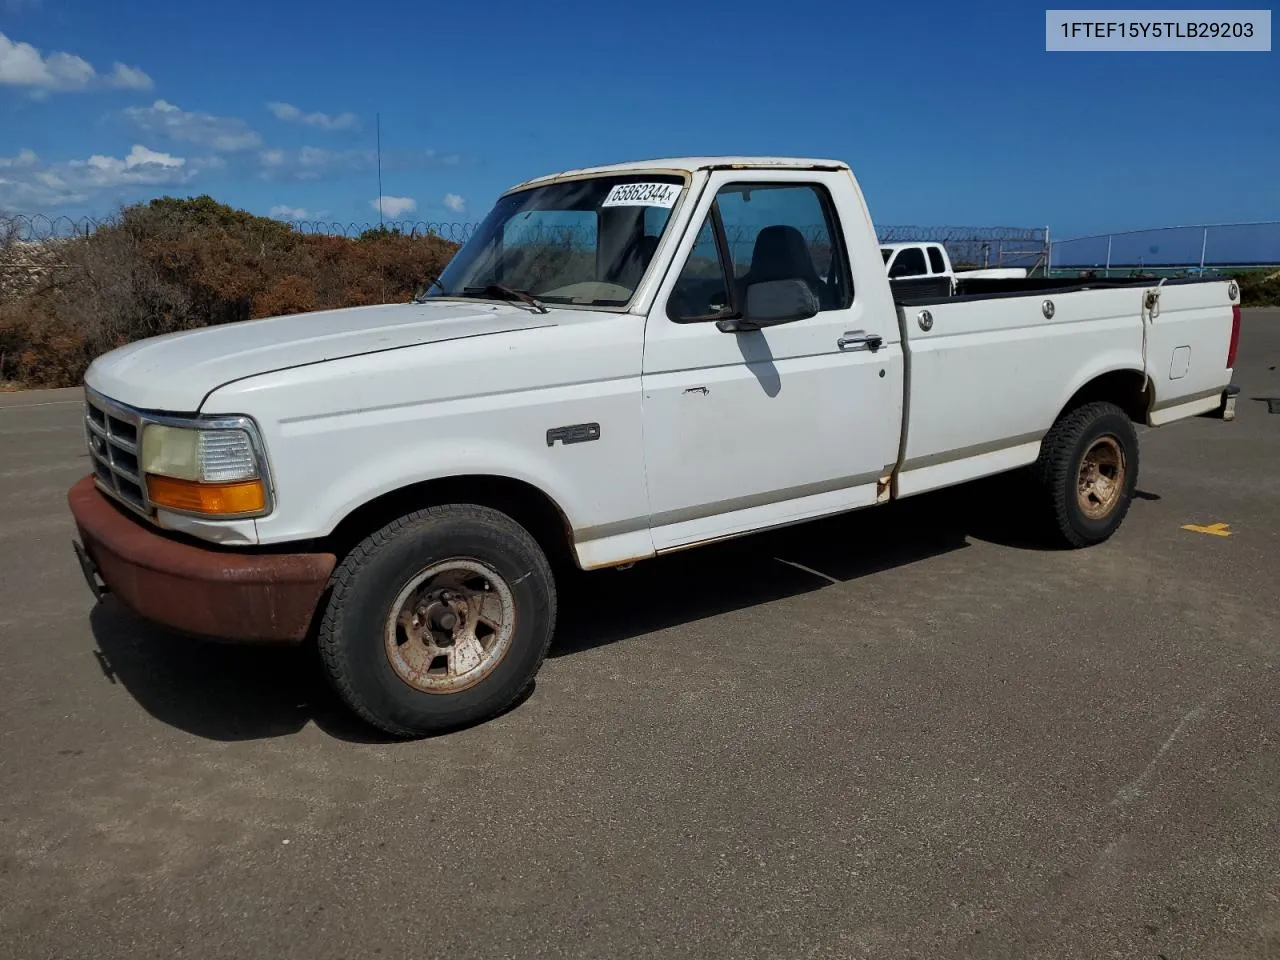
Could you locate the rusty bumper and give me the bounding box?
[68,476,335,643]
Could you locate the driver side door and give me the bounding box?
[640,171,902,551]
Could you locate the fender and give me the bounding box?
[300,436,657,569]
[1050,352,1149,426]
[201,318,654,566]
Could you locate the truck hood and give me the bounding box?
[84,299,555,412]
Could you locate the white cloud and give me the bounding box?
[0,33,91,89]
[107,63,155,91]
[270,205,309,220]
[123,99,261,152]
[250,144,460,182]
[254,146,372,181]
[0,144,205,209]
[371,195,416,218]
[266,101,300,121]
[267,101,360,131]
[442,193,466,214]
[0,148,39,169]
[0,32,151,92]
[298,146,331,167]
[85,144,185,171]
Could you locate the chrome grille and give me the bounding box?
[85,392,149,514]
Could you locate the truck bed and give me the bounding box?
[889,275,1236,499]
[894,274,1215,306]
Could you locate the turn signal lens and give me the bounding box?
[146,475,266,515]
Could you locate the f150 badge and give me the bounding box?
[546,423,601,447]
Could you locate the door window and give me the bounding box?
[667,182,852,322]
[889,247,927,278]
[927,246,947,274]
[667,218,730,321]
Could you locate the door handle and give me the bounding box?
[837,331,883,352]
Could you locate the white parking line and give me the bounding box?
[0,399,82,411]
[774,557,840,584]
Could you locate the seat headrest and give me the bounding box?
[747,225,818,284]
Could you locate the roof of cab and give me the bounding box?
[507,156,849,193]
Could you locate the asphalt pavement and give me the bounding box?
[1,311,1278,960]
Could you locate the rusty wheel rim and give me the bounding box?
[1077,435,1126,521]
[384,559,515,694]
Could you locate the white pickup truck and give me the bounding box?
[881,241,1028,299]
[69,156,1241,737]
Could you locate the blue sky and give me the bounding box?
[1,0,1276,236]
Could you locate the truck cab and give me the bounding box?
[881,241,955,299]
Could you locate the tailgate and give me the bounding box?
[1142,280,1237,425]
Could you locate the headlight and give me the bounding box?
[141,423,269,517]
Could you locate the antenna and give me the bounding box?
[376,112,384,227]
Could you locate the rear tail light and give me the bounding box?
[1227,304,1241,369]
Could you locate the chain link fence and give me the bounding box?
[1050,221,1280,276]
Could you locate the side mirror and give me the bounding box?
[716,279,819,333]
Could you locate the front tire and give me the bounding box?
[318,504,556,737]
[1033,401,1139,548]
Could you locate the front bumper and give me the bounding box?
[68,476,335,643]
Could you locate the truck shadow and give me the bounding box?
[87,472,1106,743]
[88,602,382,742]
[554,472,1044,656]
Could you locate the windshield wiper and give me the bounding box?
[461,284,549,314]
[412,276,444,303]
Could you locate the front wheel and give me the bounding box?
[1032,401,1140,548]
[318,504,556,737]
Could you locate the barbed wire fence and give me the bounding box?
[2,212,1043,245]
[0,214,1054,301]
[12,215,1280,275]
[0,214,479,302]
[0,213,480,244]
[27,213,1216,293]
[877,225,1050,271]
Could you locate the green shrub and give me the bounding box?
[1232,269,1280,307]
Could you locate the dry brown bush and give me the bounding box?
[0,196,460,387]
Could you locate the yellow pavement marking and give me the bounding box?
[1181,522,1232,537]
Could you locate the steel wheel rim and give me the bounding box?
[1077,435,1126,520]
[384,558,515,694]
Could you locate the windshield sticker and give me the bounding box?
[601,182,681,208]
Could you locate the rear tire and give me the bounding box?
[318,504,556,737]
[1032,401,1139,548]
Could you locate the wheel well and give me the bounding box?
[1061,369,1151,424]
[325,475,578,569]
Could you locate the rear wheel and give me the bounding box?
[1033,401,1139,547]
[318,504,556,737]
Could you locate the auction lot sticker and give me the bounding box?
[1046,9,1271,50]
[602,183,681,208]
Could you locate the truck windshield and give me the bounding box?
[425,175,685,308]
